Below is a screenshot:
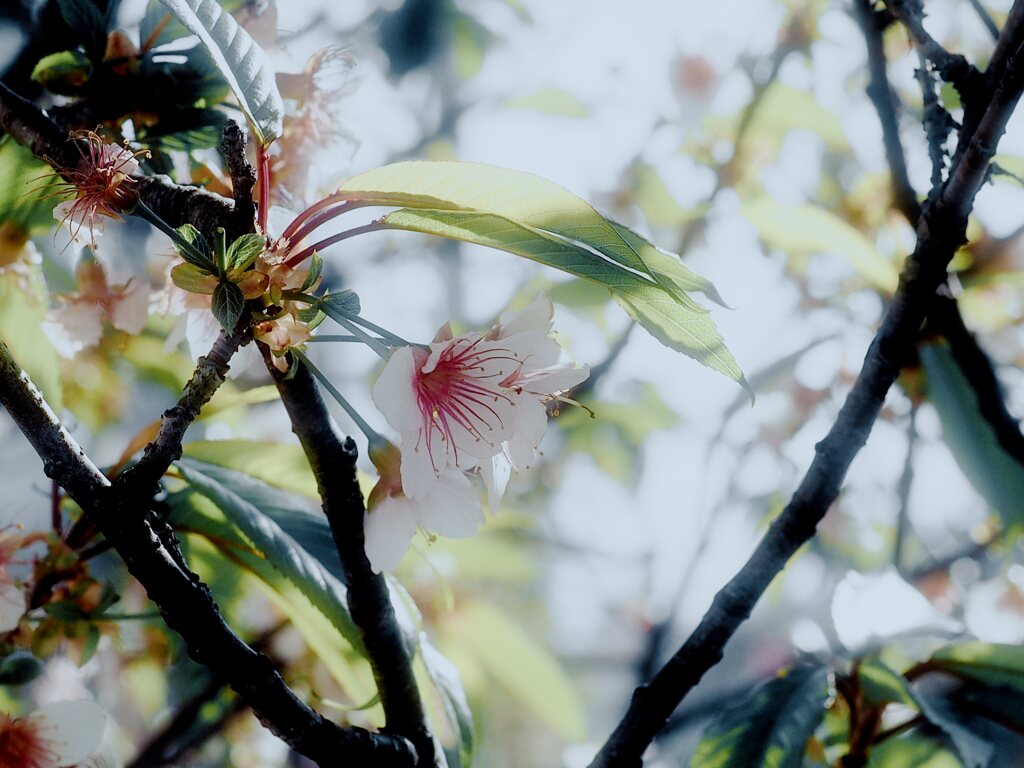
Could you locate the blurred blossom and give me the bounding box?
[831,569,962,653]
[42,257,149,359]
[0,700,107,768]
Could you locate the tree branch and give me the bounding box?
[885,0,981,92]
[588,5,1024,764]
[267,353,433,766]
[0,340,416,766]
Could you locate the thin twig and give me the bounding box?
[893,407,917,574]
[966,0,1001,40]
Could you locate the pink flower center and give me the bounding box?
[0,715,54,768]
[413,337,520,467]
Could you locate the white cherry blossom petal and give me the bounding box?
[479,454,512,513]
[415,471,485,538]
[0,581,24,633]
[364,495,418,573]
[43,303,104,358]
[26,699,106,767]
[108,280,150,335]
[372,346,421,433]
[503,396,549,470]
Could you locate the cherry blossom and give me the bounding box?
[363,441,484,573]
[372,295,587,504]
[0,700,107,768]
[52,132,145,246]
[42,259,149,359]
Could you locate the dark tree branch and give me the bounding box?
[267,353,433,767]
[967,0,1001,40]
[0,340,416,766]
[118,329,246,498]
[885,0,981,92]
[221,119,257,224]
[855,0,923,223]
[588,5,1024,764]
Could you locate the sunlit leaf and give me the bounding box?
[379,208,745,387]
[30,50,92,95]
[748,84,849,152]
[506,88,588,117]
[691,664,830,768]
[742,198,899,294]
[444,600,584,740]
[0,140,62,235]
[226,233,266,275]
[158,0,284,145]
[921,342,1024,531]
[338,161,656,278]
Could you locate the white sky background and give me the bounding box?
[2,0,1024,762]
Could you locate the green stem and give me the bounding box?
[291,350,385,446]
[340,313,414,348]
[133,202,211,268]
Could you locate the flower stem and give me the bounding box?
[306,335,365,343]
[338,313,414,348]
[257,145,271,234]
[287,200,368,247]
[284,222,383,267]
[133,202,210,267]
[291,349,384,445]
[279,192,353,244]
[328,314,392,359]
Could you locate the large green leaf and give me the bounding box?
[337,161,656,278]
[691,664,829,768]
[182,439,317,497]
[0,139,62,234]
[912,691,994,768]
[379,208,746,387]
[444,600,584,741]
[929,643,1024,695]
[173,499,379,708]
[921,342,1024,531]
[859,658,917,708]
[158,0,284,145]
[866,734,962,768]
[175,459,363,650]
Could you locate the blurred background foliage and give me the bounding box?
[2,0,1024,766]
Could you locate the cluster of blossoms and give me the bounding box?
[364,295,588,573]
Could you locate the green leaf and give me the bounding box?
[691,664,830,768]
[158,0,284,145]
[920,342,1024,531]
[226,233,265,275]
[421,638,474,766]
[170,262,218,294]
[867,734,962,768]
[301,252,324,292]
[505,88,588,117]
[859,658,918,708]
[611,220,728,307]
[56,0,107,57]
[173,497,379,707]
[30,50,92,95]
[0,139,62,234]
[0,266,61,412]
[445,600,585,740]
[182,439,317,497]
[742,198,899,294]
[173,223,214,269]
[929,643,1024,695]
[211,281,245,331]
[320,289,361,316]
[913,691,993,768]
[337,161,657,279]
[175,459,363,650]
[380,208,746,388]
[748,84,849,152]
